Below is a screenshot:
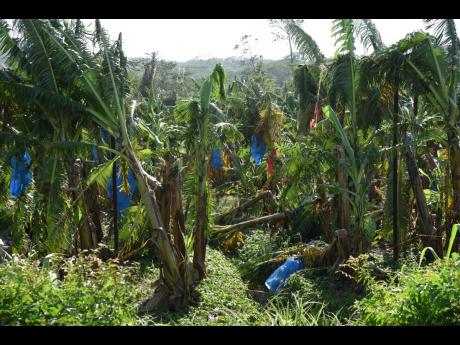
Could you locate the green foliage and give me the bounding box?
[2,18,460,326]
[232,229,291,282]
[419,224,460,266]
[332,19,356,56]
[354,258,460,325]
[118,205,150,257]
[446,224,459,259]
[363,216,377,249]
[278,267,361,319]
[264,293,341,326]
[355,19,385,52]
[86,157,116,189]
[0,254,158,325]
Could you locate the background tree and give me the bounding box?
[268,19,304,64]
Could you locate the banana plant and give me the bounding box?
[419,20,460,251]
[0,19,102,253]
[357,31,454,258]
[287,19,385,253]
[176,64,230,279]
[323,105,372,253]
[324,19,365,253]
[25,19,194,309]
[381,25,459,253]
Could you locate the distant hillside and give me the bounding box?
[129,56,296,86]
[177,57,247,81]
[0,54,295,86]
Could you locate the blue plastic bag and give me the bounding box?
[211,148,224,169]
[107,167,136,215]
[10,150,32,198]
[100,129,110,144]
[265,257,304,292]
[92,146,99,161]
[250,133,266,165]
[93,129,111,161]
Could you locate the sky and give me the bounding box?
[85,19,460,62]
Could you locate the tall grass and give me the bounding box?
[264,293,342,326]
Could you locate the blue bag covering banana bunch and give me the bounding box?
[107,166,137,216]
[10,150,32,198]
[250,105,283,165]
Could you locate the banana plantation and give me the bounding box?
[1,19,460,326]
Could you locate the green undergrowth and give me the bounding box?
[230,229,292,282]
[226,228,460,325]
[277,269,360,319]
[353,258,460,325]
[0,248,264,326]
[2,231,458,326]
[147,247,264,325]
[0,253,159,325]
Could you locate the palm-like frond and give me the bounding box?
[39,21,121,133]
[0,20,29,73]
[332,19,355,56]
[0,73,87,119]
[357,87,392,131]
[286,21,324,63]
[425,19,458,50]
[404,34,451,116]
[424,19,459,116]
[10,187,34,253]
[88,158,116,189]
[118,205,150,257]
[27,151,71,253]
[294,64,318,100]
[357,31,447,131]
[0,131,41,148]
[354,19,385,52]
[13,20,59,92]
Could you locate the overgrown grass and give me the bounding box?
[264,293,342,326]
[148,248,264,325]
[280,269,360,319]
[353,258,460,325]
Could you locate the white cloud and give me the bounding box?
[83,19,460,61]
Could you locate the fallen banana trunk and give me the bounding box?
[212,211,291,239]
[214,191,276,224]
[0,246,12,261]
